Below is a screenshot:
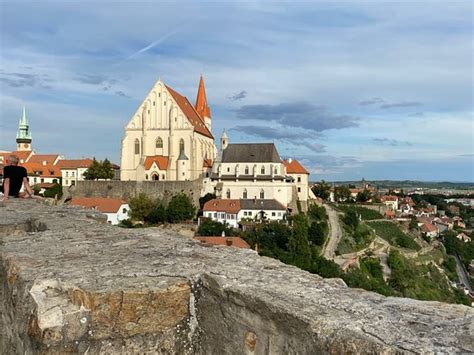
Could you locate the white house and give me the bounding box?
[202,198,287,228]
[70,197,130,225]
[58,159,94,187]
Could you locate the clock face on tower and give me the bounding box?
[24,144,29,149]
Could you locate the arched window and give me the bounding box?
[245,166,249,175]
[156,137,163,149]
[152,173,159,181]
[134,139,140,155]
[260,189,265,199]
[179,139,185,154]
[243,189,247,199]
[274,167,278,175]
[261,166,265,175]
[226,189,231,199]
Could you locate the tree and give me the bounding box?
[409,216,418,230]
[288,214,312,270]
[356,189,372,203]
[43,183,63,199]
[312,180,331,200]
[198,219,233,236]
[307,204,327,221]
[167,193,195,222]
[334,185,351,202]
[343,209,359,230]
[145,203,167,224]
[83,158,115,180]
[198,193,216,215]
[308,221,326,246]
[129,193,155,221]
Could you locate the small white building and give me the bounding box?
[381,195,399,211]
[70,197,130,225]
[58,159,94,187]
[202,198,287,228]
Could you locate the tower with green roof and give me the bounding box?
[16,106,32,151]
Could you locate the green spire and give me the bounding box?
[16,106,32,140]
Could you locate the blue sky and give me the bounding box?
[0,1,472,182]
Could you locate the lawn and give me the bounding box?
[367,221,420,250]
[337,205,384,220]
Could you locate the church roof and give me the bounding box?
[144,156,169,170]
[282,159,309,174]
[165,85,213,139]
[221,143,281,163]
[195,75,211,119]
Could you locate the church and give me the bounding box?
[120,76,216,181]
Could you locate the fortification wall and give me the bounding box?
[69,179,203,206]
[0,200,473,354]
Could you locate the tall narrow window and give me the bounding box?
[179,139,185,154]
[134,139,140,155]
[245,166,249,174]
[261,166,265,174]
[260,189,265,199]
[156,137,163,149]
[226,189,231,199]
[243,189,248,199]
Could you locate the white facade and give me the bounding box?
[106,204,130,225]
[120,79,216,182]
[61,167,88,187]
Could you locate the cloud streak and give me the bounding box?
[234,102,359,132]
[373,138,413,146]
[227,90,247,101]
[380,101,422,109]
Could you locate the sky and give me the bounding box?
[0,1,473,182]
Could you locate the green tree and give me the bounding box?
[409,216,418,230]
[167,193,195,222]
[356,189,372,203]
[334,185,351,202]
[312,180,331,200]
[83,158,115,180]
[199,193,216,211]
[145,203,167,224]
[343,209,359,230]
[198,219,233,236]
[43,183,63,199]
[308,221,326,246]
[129,193,155,221]
[288,214,312,269]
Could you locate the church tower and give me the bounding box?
[195,75,211,130]
[16,106,32,151]
[220,129,228,151]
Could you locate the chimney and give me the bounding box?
[288,158,292,163]
[42,161,47,166]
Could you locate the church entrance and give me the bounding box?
[152,173,160,181]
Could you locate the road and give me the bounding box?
[454,254,473,293]
[322,204,343,259]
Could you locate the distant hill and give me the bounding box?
[311,180,474,190]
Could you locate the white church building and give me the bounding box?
[120,76,216,181]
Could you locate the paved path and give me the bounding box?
[454,254,473,293]
[322,204,343,259]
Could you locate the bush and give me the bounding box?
[118,219,134,228]
[129,193,156,221]
[43,183,63,199]
[343,209,359,230]
[308,221,327,246]
[145,203,167,224]
[308,204,327,221]
[167,193,195,223]
[198,219,233,236]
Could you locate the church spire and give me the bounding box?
[16,106,32,151]
[195,75,211,120]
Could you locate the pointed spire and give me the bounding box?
[195,75,211,119]
[17,106,31,140]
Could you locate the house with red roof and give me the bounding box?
[420,223,438,239]
[70,197,130,225]
[282,158,315,202]
[120,76,216,182]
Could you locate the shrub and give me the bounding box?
[198,219,233,236]
[145,203,167,224]
[129,193,155,221]
[167,193,195,223]
[43,183,63,199]
[367,221,420,250]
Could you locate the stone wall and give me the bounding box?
[69,179,203,206]
[0,200,473,354]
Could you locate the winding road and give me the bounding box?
[322,204,343,259]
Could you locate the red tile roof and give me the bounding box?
[165,85,213,139]
[282,159,309,174]
[421,223,437,233]
[70,197,127,213]
[144,156,169,170]
[193,236,250,249]
[10,150,34,163]
[21,161,62,177]
[381,195,398,202]
[203,199,241,213]
[57,159,93,169]
[28,154,60,164]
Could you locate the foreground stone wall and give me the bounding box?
[0,200,473,354]
[69,179,203,206]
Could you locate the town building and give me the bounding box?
[420,223,438,239]
[120,76,217,182]
[202,198,287,228]
[70,197,130,225]
[380,195,399,211]
[58,159,94,187]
